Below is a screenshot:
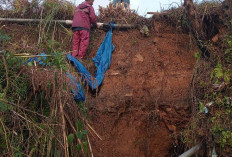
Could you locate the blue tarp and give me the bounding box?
[67,73,86,101]
[26,53,47,66]
[66,24,115,101]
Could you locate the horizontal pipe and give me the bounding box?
[178,143,202,157]
[147,12,168,15]
[0,18,72,24]
[0,18,135,29]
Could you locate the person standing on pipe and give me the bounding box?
[113,0,130,8]
[72,0,97,60]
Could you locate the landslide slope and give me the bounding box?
[87,21,198,157]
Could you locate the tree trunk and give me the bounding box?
[184,0,201,37]
[184,0,210,58]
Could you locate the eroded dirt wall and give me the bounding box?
[87,22,198,157]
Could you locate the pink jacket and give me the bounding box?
[72,2,97,31]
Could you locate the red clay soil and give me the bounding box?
[87,22,198,157]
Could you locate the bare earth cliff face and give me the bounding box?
[87,22,198,157]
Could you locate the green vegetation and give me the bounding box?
[0,50,89,156]
[183,34,232,155]
[0,1,91,156]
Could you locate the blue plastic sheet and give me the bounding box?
[67,73,86,101]
[66,24,115,100]
[26,53,47,66]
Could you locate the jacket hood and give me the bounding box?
[78,2,91,9]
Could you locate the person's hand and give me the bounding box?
[96,23,103,29]
[103,23,110,30]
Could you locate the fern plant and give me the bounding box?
[210,62,231,84]
[211,62,223,84]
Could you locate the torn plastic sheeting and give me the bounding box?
[26,53,47,66]
[67,73,85,101]
[66,23,115,91]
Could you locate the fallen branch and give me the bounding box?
[85,122,103,141]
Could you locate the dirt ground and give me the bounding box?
[87,22,198,157]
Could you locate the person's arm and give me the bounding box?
[89,6,97,25]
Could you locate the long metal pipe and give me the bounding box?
[147,12,168,15]
[0,18,135,29]
[178,143,202,157]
